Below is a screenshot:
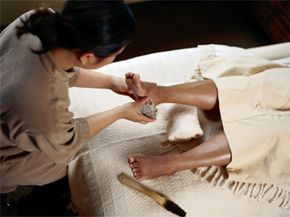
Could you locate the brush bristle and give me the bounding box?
[164,200,186,217]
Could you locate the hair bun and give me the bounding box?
[54,12,62,23]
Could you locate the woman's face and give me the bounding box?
[79,47,125,69]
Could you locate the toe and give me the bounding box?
[128,156,135,164]
[133,172,142,180]
[132,167,140,173]
[129,162,139,169]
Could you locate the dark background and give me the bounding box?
[117,0,289,61]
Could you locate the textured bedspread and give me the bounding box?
[68,44,290,216]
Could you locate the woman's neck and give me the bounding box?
[50,49,76,71]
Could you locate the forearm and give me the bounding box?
[73,68,114,89]
[85,106,124,139]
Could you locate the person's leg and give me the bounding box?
[126,73,218,110]
[128,131,231,180]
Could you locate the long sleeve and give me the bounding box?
[0,13,90,165]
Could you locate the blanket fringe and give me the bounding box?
[161,143,290,210]
[192,166,290,210]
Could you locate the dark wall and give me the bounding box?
[118,1,274,60]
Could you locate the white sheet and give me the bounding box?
[68,44,290,217]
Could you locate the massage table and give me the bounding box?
[68,43,290,217]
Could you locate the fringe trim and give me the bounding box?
[192,166,290,210]
[160,144,290,210]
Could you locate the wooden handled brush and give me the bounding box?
[117,172,186,217]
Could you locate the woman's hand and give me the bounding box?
[85,97,155,139]
[121,97,156,124]
[110,76,136,99]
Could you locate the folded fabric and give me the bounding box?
[197,45,290,184]
[166,104,203,142]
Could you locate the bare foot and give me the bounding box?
[125,73,146,97]
[125,72,159,104]
[128,154,177,180]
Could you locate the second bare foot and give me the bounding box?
[128,154,177,180]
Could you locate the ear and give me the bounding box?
[79,52,99,65]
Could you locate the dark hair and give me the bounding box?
[16,0,135,57]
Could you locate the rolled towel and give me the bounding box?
[167,104,203,142]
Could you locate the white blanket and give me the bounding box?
[68,45,290,217]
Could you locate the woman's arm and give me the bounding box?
[73,68,115,89]
[72,68,134,97]
[85,98,154,139]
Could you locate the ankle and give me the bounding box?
[148,85,162,105]
[162,154,182,175]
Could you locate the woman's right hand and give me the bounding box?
[85,97,155,139]
[121,97,156,124]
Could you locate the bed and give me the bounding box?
[67,43,290,217]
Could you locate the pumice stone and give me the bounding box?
[140,100,158,119]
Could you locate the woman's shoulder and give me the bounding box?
[0,10,42,60]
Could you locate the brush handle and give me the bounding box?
[118,172,166,205]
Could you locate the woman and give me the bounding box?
[0,0,154,193]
